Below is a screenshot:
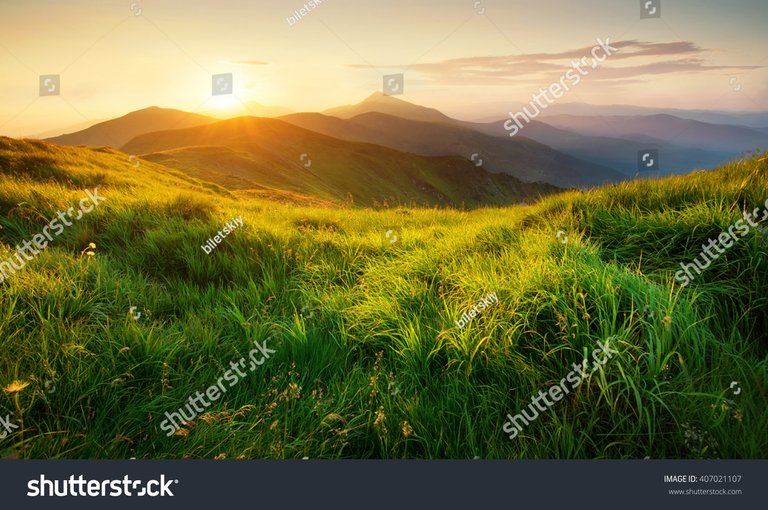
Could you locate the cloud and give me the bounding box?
[230,60,269,66]
[348,40,762,86]
[585,59,761,81]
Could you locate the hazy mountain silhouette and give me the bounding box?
[542,114,767,153]
[538,103,768,128]
[45,107,216,148]
[464,118,738,176]
[323,92,456,124]
[449,101,768,128]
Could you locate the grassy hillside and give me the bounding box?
[122,117,558,207]
[0,137,767,459]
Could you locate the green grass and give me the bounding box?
[1,137,767,459]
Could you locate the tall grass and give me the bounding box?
[0,137,766,459]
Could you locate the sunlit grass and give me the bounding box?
[0,137,766,459]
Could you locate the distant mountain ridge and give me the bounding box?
[45,107,216,148]
[447,101,768,128]
[463,118,740,176]
[313,93,760,179]
[539,103,768,129]
[280,110,623,187]
[536,114,768,153]
[323,92,456,124]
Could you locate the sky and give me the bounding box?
[1,0,767,137]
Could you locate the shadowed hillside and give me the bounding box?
[121,117,559,207]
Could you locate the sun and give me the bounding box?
[207,93,244,116]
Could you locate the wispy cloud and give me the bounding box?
[230,60,270,66]
[348,40,762,86]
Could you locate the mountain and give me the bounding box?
[45,107,216,148]
[541,114,768,153]
[463,118,738,176]
[538,103,768,129]
[280,111,623,187]
[121,116,558,207]
[445,101,768,128]
[335,96,765,174]
[323,92,456,124]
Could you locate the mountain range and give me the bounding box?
[36,93,768,206]
[448,101,768,128]
[281,107,621,187]
[542,114,766,153]
[465,118,742,176]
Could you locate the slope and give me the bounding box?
[121,117,558,207]
[1,134,767,460]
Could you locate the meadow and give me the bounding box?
[1,136,766,459]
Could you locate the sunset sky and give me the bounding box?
[1,0,767,137]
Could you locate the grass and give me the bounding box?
[0,137,767,459]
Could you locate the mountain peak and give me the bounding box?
[361,91,406,103]
[324,92,455,124]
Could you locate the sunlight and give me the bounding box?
[206,93,244,116]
